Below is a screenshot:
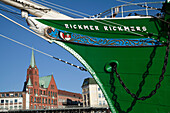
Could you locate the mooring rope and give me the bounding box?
[0,12,87,72]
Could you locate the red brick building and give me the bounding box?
[58,90,82,108]
[23,49,58,109]
[0,49,82,111]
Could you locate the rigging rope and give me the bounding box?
[0,0,160,38]
[0,13,87,72]
[32,0,163,38]
[32,0,88,18]
[0,33,87,72]
[0,3,20,14]
[33,0,148,37]
[0,3,24,21]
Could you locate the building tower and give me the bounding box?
[26,49,39,95]
[23,49,59,109]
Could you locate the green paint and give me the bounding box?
[30,49,36,68]
[37,18,164,39]
[27,76,32,86]
[35,2,170,113]
[39,75,52,88]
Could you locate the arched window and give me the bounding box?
[29,70,32,75]
[31,97,33,102]
[34,105,36,109]
[34,97,36,102]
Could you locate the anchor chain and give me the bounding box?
[113,33,170,100]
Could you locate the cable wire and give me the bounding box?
[0,33,87,71]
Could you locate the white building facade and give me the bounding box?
[0,92,25,112]
[82,78,108,107]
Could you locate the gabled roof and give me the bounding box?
[39,75,52,88]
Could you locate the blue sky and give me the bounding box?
[0,0,163,93]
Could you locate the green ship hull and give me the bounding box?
[0,0,169,112]
[30,1,170,113]
[34,19,169,113]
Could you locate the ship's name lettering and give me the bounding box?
[64,24,147,32]
[103,26,147,32]
[65,24,100,30]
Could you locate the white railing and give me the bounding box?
[90,1,165,18]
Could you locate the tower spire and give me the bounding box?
[30,49,36,68]
[27,75,32,86]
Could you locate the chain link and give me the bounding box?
[112,32,170,100]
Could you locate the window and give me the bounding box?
[10,94,14,97]
[35,82,37,86]
[48,91,50,96]
[87,94,89,99]
[5,100,9,103]
[99,101,102,105]
[14,106,17,109]
[103,101,105,105]
[51,99,53,104]
[15,93,18,97]
[10,100,13,104]
[19,106,22,109]
[29,70,32,74]
[51,92,52,97]
[46,99,47,104]
[51,85,54,89]
[14,99,17,103]
[44,91,45,95]
[19,93,22,97]
[49,99,50,104]
[31,97,33,102]
[55,92,57,97]
[1,94,4,97]
[39,98,41,103]
[98,87,101,91]
[6,94,9,97]
[98,93,101,98]
[1,100,4,104]
[34,97,36,102]
[84,102,86,106]
[54,100,57,105]
[34,105,36,109]
[88,101,90,106]
[84,95,86,101]
[10,106,13,109]
[41,84,44,88]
